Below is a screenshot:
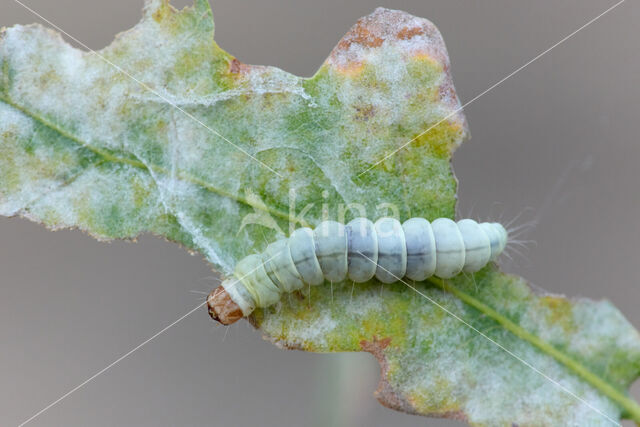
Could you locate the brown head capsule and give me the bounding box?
[207,285,244,325]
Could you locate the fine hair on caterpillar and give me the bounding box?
[208,217,508,325]
[496,207,539,265]
[463,202,537,265]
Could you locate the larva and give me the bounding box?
[207,218,508,324]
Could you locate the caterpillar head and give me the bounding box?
[207,285,244,325]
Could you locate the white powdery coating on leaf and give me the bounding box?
[461,340,619,425]
[344,290,383,317]
[149,173,233,273]
[0,177,58,216]
[2,26,94,132]
[519,297,640,369]
[399,297,621,424]
[0,102,32,132]
[265,309,338,349]
[569,300,640,375]
[130,66,311,108]
[0,104,70,216]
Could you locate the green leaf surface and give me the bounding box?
[1,1,639,425]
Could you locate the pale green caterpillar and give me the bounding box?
[208,217,508,324]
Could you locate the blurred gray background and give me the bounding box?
[1,0,639,426]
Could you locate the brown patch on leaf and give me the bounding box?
[426,410,469,422]
[336,23,384,52]
[397,26,424,40]
[360,336,416,415]
[227,57,262,77]
[151,5,170,23]
[229,58,242,74]
[360,335,392,353]
[354,104,376,121]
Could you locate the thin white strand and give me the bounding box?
[508,220,539,235]
[222,324,231,342]
[505,207,535,229]
[504,247,529,266]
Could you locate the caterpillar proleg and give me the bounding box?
[208,218,508,324]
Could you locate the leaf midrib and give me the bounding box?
[428,276,640,423]
[0,95,309,228]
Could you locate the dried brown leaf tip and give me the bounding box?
[325,7,466,131]
[328,7,450,74]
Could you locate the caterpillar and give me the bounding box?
[207,217,508,325]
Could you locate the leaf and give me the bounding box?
[1,1,639,425]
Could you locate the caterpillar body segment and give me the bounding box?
[458,219,491,272]
[403,217,436,281]
[264,239,304,293]
[314,221,348,283]
[345,218,378,282]
[208,218,508,325]
[432,218,466,279]
[289,228,324,286]
[374,218,407,284]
